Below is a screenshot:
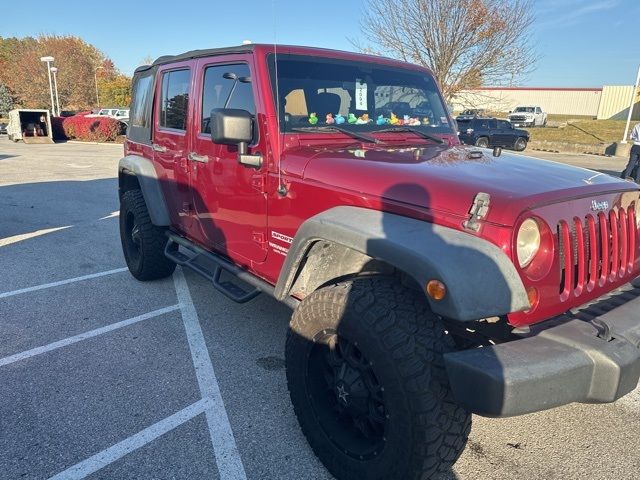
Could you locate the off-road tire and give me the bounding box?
[285,277,471,480]
[514,137,527,151]
[119,189,176,281]
[475,137,489,148]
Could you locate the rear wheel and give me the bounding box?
[286,277,471,480]
[514,137,527,151]
[475,137,489,148]
[119,189,176,281]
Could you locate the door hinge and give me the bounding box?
[252,232,266,248]
[251,175,266,193]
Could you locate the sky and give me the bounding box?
[1,0,638,87]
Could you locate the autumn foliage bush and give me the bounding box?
[53,114,124,142]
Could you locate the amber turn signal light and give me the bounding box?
[526,287,539,310]
[426,280,446,301]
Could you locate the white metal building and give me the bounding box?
[452,86,639,120]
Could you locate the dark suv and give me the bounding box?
[458,117,529,151]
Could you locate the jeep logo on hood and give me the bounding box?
[590,200,609,212]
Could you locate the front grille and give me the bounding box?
[510,115,527,122]
[558,207,637,302]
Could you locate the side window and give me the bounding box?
[201,63,255,133]
[535,107,541,113]
[487,120,498,129]
[498,120,511,129]
[160,69,190,131]
[478,120,489,129]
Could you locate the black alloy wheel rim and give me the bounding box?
[124,212,141,257]
[306,330,387,459]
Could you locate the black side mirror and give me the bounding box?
[210,108,262,168]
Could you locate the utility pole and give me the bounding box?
[50,67,61,116]
[622,64,640,144]
[40,56,55,116]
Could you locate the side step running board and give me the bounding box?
[164,232,299,309]
[165,232,261,303]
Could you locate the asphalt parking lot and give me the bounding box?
[1,136,639,480]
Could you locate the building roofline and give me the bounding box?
[472,86,603,92]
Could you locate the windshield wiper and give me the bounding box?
[375,126,444,144]
[290,126,380,144]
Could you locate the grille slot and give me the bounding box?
[557,207,637,302]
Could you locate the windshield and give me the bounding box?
[514,107,534,113]
[268,54,454,135]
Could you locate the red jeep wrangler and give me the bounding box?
[119,44,640,479]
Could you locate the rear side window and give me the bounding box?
[160,69,191,131]
[201,63,255,133]
[128,70,155,144]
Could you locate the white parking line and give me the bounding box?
[0,267,128,299]
[48,398,212,480]
[173,268,247,480]
[0,305,179,368]
[0,226,71,247]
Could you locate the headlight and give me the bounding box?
[517,218,541,268]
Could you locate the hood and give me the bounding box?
[284,143,638,226]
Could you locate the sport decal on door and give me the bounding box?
[269,231,293,257]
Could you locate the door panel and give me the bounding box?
[152,63,194,232]
[189,57,268,264]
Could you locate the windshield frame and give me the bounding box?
[266,53,455,136]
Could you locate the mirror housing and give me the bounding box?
[210,108,262,168]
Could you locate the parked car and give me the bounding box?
[0,122,7,134]
[457,117,529,150]
[508,105,547,128]
[456,108,485,121]
[118,43,640,480]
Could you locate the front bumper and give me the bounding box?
[444,292,640,417]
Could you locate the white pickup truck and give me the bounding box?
[507,105,547,128]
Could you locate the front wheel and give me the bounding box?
[286,277,471,480]
[119,189,176,281]
[514,137,527,151]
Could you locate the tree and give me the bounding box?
[0,83,13,115]
[97,74,132,108]
[354,0,536,101]
[0,35,125,111]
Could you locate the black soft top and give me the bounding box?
[134,45,256,73]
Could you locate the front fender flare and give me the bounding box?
[275,206,529,322]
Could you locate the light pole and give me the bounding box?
[621,64,640,144]
[94,66,104,108]
[50,67,61,116]
[40,56,55,116]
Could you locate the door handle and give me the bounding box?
[188,152,209,163]
[152,143,166,153]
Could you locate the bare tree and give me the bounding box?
[354,0,536,101]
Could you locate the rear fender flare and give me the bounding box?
[118,155,170,226]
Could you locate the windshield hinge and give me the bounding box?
[463,192,491,232]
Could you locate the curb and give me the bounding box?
[65,140,123,146]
